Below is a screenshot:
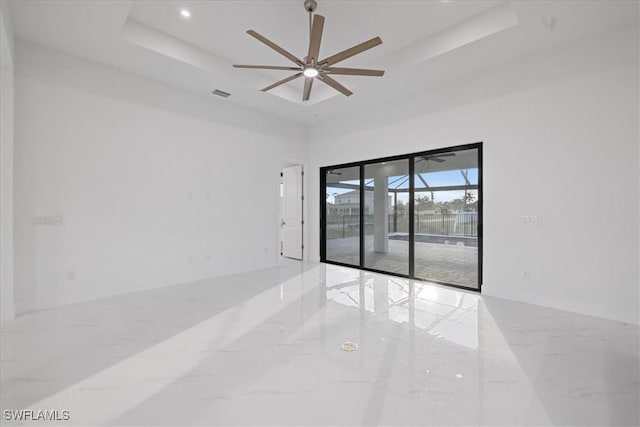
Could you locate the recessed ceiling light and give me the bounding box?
[180,9,191,19]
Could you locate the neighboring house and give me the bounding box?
[329,190,391,216]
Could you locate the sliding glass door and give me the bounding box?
[363,159,410,275]
[321,143,482,291]
[413,148,480,289]
[324,166,361,266]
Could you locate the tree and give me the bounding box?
[449,198,466,212]
[395,199,408,215]
[415,195,434,211]
[444,192,479,213]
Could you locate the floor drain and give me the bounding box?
[341,341,358,352]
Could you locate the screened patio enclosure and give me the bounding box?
[321,144,482,291]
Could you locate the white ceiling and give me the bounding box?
[7,0,638,125]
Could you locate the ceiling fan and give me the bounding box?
[233,0,385,102]
[418,153,457,164]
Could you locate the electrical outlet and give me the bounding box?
[522,271,530,280]
[33,215,63,226]
[521,215,543,225]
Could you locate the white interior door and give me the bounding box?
[282,165,303,260]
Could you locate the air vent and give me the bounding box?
[211,89,231,98]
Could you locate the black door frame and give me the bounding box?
[319,142,483,293]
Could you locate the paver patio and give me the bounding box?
[326,235,478,288]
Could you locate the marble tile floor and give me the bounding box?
[1,261,638,426]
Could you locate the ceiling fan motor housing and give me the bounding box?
[304,0,318,13]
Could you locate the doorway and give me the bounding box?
[281,165,304,260]
[320,143,482,291]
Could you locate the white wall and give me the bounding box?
[308,26,640,324]
[13,42,307,314]
[0,2,15,321]
[8,21,639,325]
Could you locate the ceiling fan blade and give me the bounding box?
[318,74,353,97]
[246,30,304,66]
[261,72,303,92]
[307,14,325,62]
[302,77,314,102]
[325,67,385,77]
[234,65,301,71]
[320,36,382,66]
[422,153,456,162]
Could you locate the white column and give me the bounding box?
[373,173,388,253]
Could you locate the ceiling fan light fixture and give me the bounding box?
[303,67,319,78]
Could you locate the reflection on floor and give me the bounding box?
[326,236,478,287]
[1,262,637,426]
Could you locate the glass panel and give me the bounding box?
[325,166,360,266]
[414,149,479,289]
[363,159,410,275]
